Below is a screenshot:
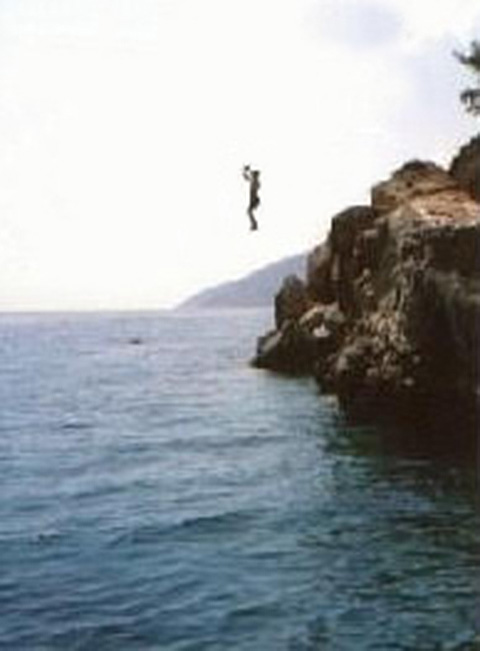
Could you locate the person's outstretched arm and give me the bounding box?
[242,165,251,182]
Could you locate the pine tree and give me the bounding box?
[455,41,480,115]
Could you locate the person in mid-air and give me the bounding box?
[242,165,261,231]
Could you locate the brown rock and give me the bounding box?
[253,148,480,435]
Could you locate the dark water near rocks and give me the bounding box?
[0,309,478,650]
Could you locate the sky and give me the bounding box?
[0,0,479,311]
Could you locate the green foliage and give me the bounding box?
[455,41,480,115]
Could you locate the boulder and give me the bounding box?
[252,322,315,374]
[274,275,310,329]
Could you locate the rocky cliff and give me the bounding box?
[253,150,480,434]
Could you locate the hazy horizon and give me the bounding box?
[1,0,479,311]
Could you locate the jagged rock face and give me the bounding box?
[253,275,316,374]
[371,161,459,215]
[274,275,310,329]
[449,135,480,202]
[306,244,335,303]
[252,157,480,431]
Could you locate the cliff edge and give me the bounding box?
[253,147,480,434]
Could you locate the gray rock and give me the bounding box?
[274,275,310,329]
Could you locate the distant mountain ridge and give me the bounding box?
[177,253,306,310]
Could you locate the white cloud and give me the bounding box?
[306,1,403,50]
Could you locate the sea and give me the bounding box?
[0,309,478,651]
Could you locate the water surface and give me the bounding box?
[0,309,478,650]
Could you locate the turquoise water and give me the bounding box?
[0,309,478,650]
